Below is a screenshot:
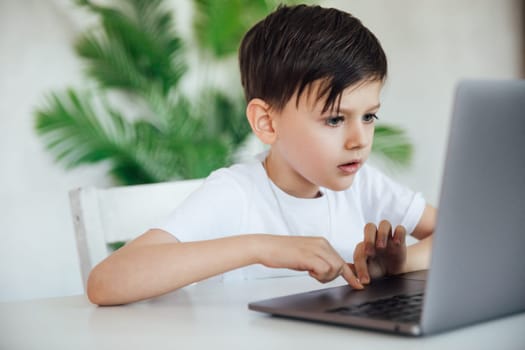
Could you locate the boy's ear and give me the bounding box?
[246,98,277,145]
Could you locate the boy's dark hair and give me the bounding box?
[239,4,387,112]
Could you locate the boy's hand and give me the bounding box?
[256,235,364,289]
[350,221,407,284]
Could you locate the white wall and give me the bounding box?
[0,0,109,301]
[0,0,522,301]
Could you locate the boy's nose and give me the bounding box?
[344,123,369,150]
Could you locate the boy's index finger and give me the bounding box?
[341,264,364,290]
[352,247,370,285]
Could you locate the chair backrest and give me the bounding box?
[69,179,204,289]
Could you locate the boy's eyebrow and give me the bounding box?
[334,103,381,114]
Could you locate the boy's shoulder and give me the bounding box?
[205,156,265,191]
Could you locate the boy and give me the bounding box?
[87,4,436,306]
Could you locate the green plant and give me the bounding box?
[372,125,413,169]
[194,0,284,58]
[35,0,413,187]
[35,0,255,185]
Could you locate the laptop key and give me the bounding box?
[327,292,424,323]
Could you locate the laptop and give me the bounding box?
[248,79,525,336]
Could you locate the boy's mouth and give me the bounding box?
[338,160,361,174]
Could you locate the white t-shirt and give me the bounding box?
[156,155,425,281]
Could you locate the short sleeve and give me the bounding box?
[356,165,426,235]
[153,168,247,242]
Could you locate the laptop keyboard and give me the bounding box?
[327,292,424,323]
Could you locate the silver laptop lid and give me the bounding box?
[421,80,525,334]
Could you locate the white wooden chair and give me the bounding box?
[69,179,204,289]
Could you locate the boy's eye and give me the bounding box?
[325,116,345,127]
[363,113,379,123]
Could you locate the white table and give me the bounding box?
[1,276,524,349]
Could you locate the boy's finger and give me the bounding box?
[353,244,370,284]
[392,225,407,246]
[347,262,357,276]
[308,257,331,282]
[363,223,377,256]
[377,220,392,249]
[341,263,364,290]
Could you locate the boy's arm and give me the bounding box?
[411,204,436,240]
[87,229,256,306]
[404,204,436,272]
[87,229,363,306]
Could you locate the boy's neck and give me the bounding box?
[263,155,321,199]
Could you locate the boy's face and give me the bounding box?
[267,79,382,198]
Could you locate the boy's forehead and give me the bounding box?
[295,79,336,111]
[294,79,383,112]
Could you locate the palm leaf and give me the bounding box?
[35,89,171,184]
[35,89,129,167]
[35,89,236,184]
[107,241,126,251]
[75,0,185,95]
[192,89,250,146]
[372,125,413,168]
[76,32,151,93]
[211,91,251,147]
[193,0,309,58]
